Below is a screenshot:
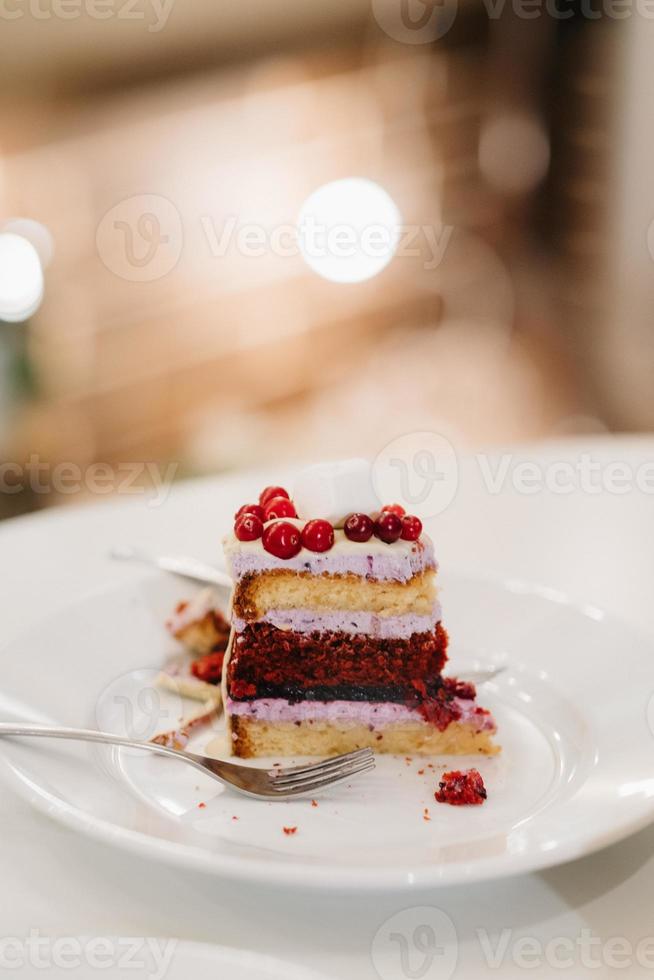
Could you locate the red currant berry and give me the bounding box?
[343,513,374,542]
[382,503,406,518]
[263,496,297,521]
[259,485,290,507]
[234,503,264,522]
[302,519,334,553]
[262,520,302,559]
[234,513,264,541]
[400,515,422,541]
[374,511,402,544]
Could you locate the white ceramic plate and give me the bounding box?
[10,938,331,980]
[1,571,652,892]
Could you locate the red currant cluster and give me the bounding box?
[344,504,421,544]
[233,488,422,559]
[234,486,334,559]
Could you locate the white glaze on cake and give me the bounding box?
[224,524,436,583]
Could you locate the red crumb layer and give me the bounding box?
[228,622,448,693]
[435,768,487,806]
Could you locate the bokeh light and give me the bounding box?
[478,113,550,196]
[1,218,54,269]
[297,177,401,283]
[0,232,44,323]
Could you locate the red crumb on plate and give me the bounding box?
[423,807,431,822]
[283,826,298,836]
[311,800,318,808]
[198,802,206,809]
[232,816,239,821]
[417,769,425,775]
[435,768,487,806]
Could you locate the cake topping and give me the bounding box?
[400,515,423,541]
[382,503,406,517]
[235,503,265,522]
[292,458,379,524]
[263,496,297,521]
[262,520,302,559]
[343,512,374,542]
[435,768,487,806]
[231,462,427,560]
[259,485,290,506]
[301,519,335,553]
[234,513,264,541]
[374,511,403,543]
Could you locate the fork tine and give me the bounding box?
[270,754,375,792]
[270,748,373,783]
[270,749,374,786]
[272,747,372,776]
[271,760,376,797]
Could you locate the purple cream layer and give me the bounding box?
[224,531,436,583]
[227,696,496,732]
[231,603,442,639]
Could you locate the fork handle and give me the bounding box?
[0,722,195,765]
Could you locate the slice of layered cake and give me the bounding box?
[159,588,230,702]
[222,460,498,758]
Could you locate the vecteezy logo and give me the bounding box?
[372,431,459,518]
[371,906,458,980]
[96,194,183,282]
[371,0,458,45]
[95,668,184,745]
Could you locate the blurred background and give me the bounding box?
[0,0,651,518]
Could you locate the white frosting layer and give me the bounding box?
[224,526,436,583]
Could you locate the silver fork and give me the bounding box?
[0,723,375,800]
[110,547,232,590]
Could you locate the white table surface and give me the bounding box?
[1,435,653,979]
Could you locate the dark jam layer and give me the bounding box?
[228,676,478,731]
[227,622,448,698]
[229,681,440,704]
